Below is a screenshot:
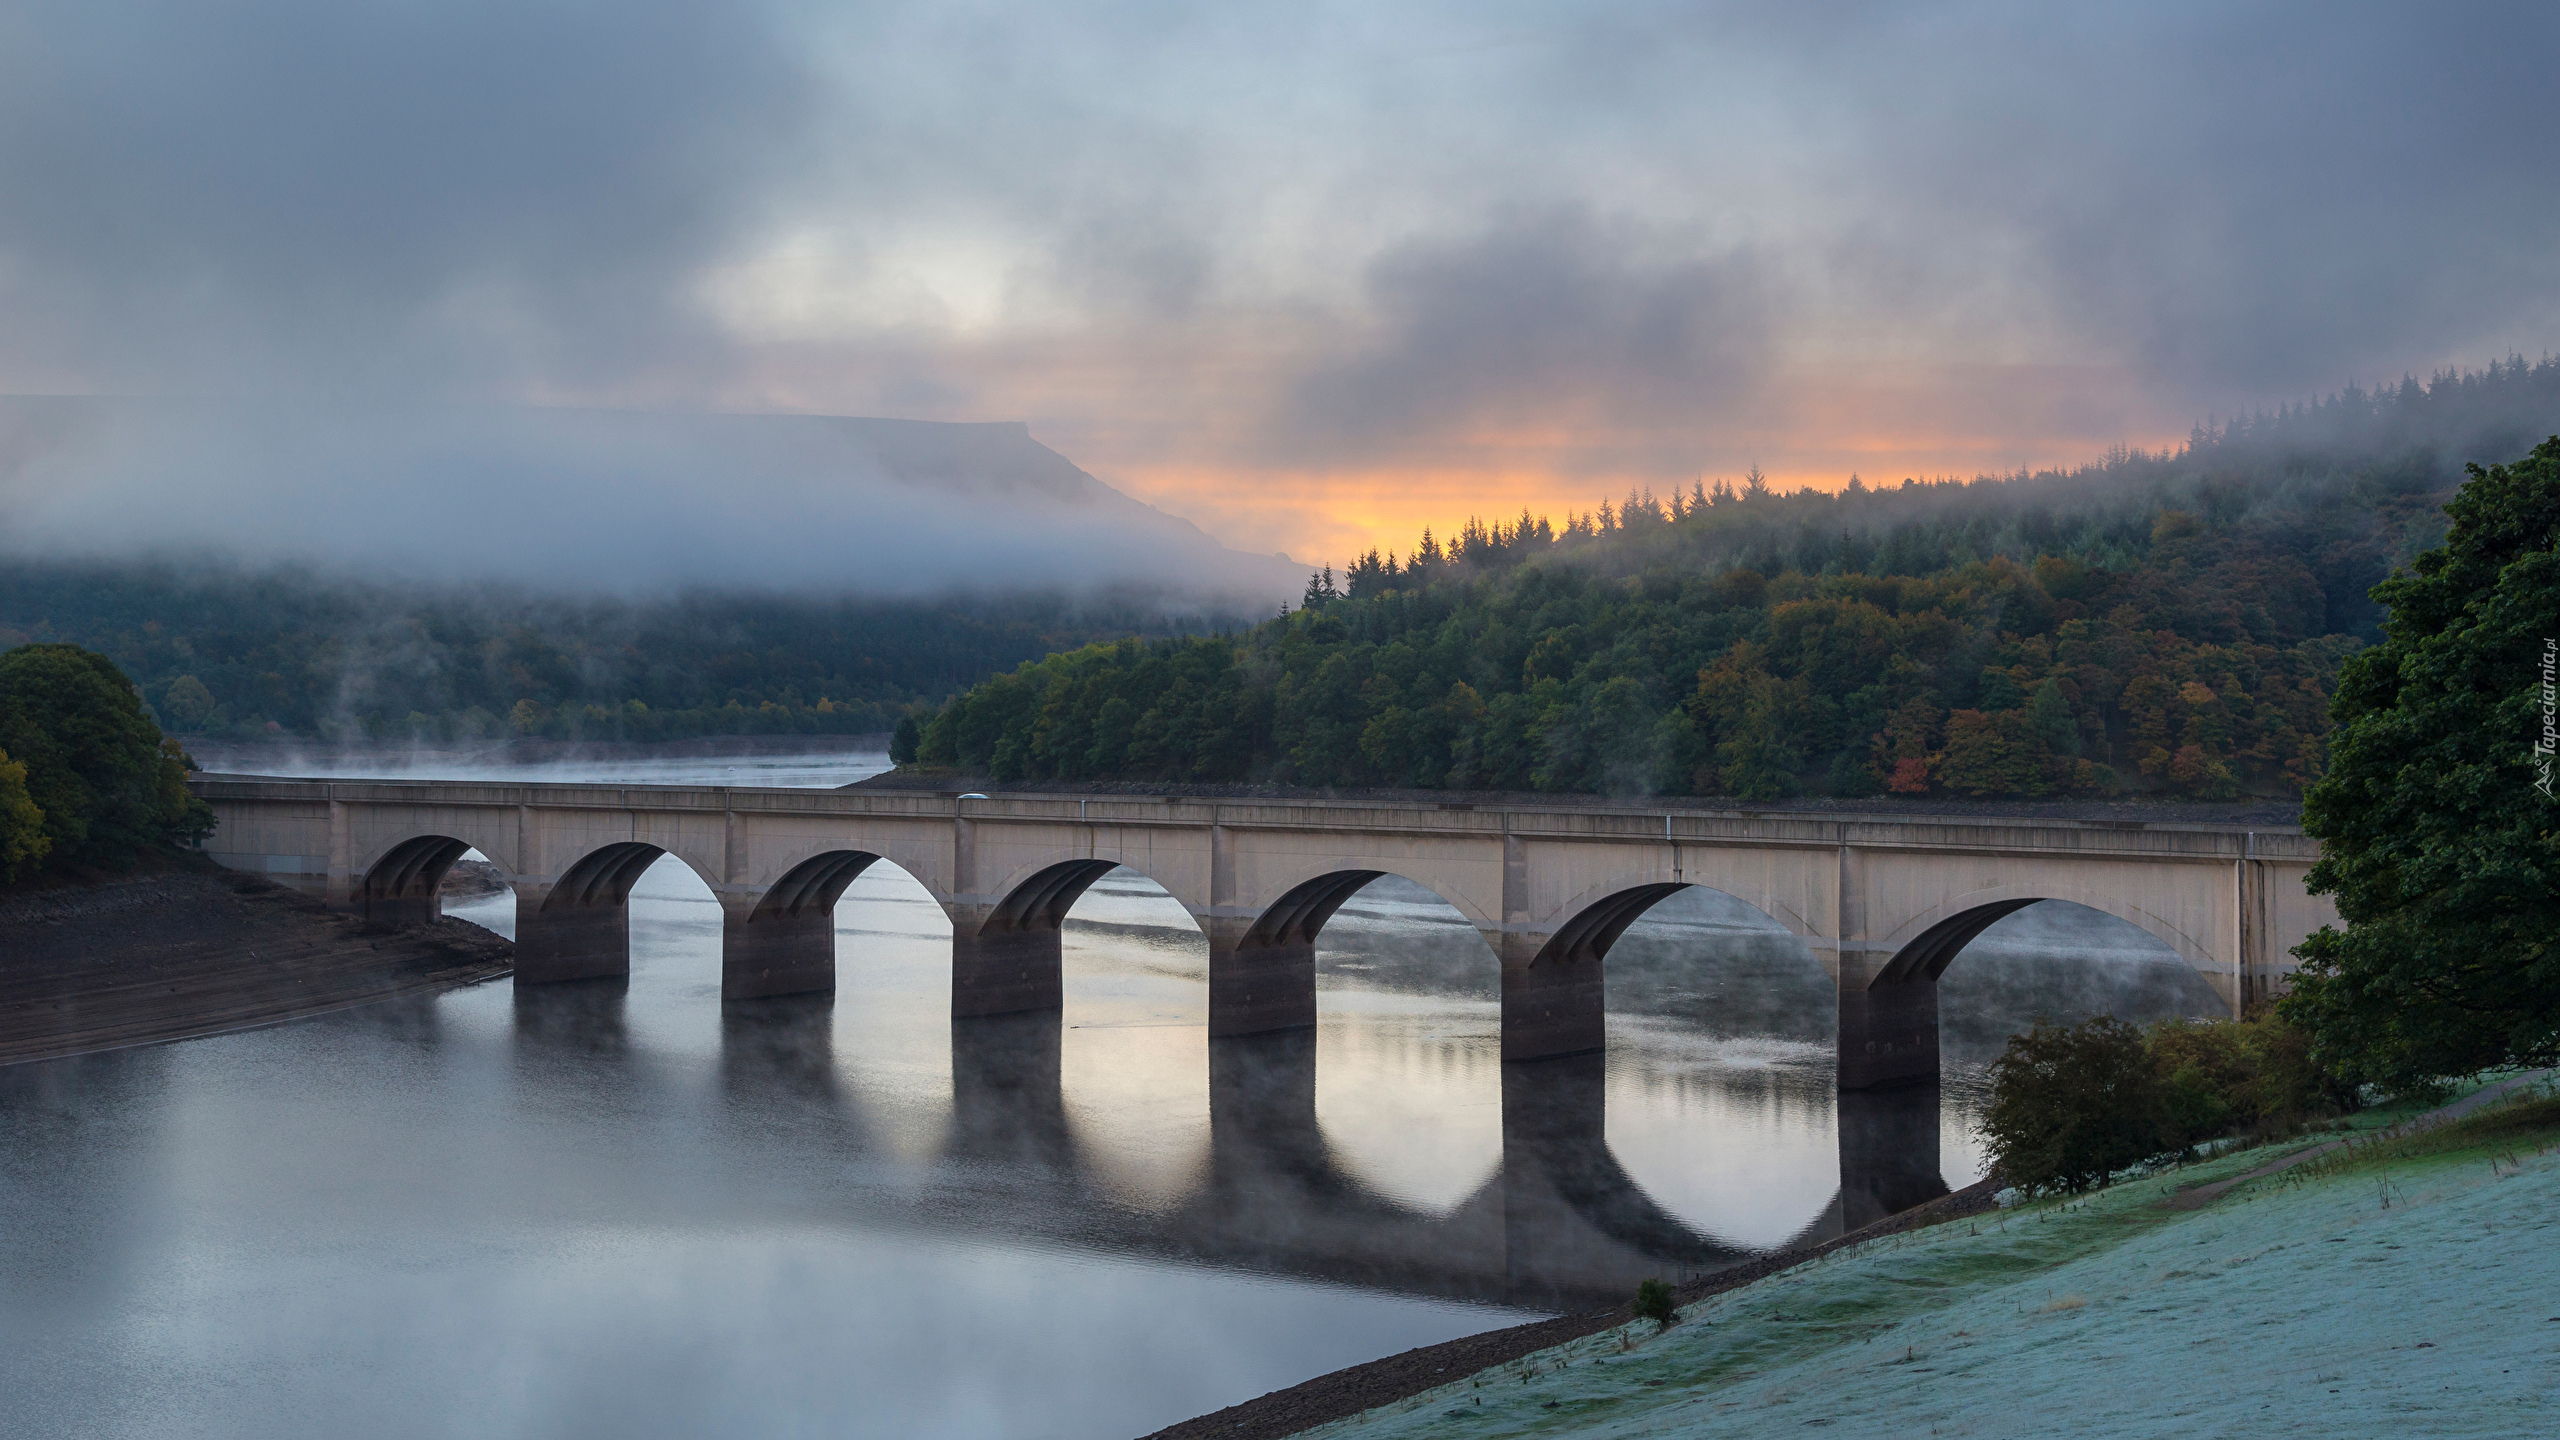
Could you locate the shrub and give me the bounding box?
[1979,1016,2175,1193]
[1984,1011,2358,1194]
[1632,1277,1678,1329]
[2150,1012,2357,1144]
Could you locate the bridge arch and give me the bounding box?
[1499,877,1825,1063]
[1539,874,1817,964]
[348,813,523,924]
[515,840,723,988]
[748,848,883,925]
[751,833,948,908]
[955,857,1211,1020]
[1870,884,2219,988]
[1841,885,2229,1091]
[1231,855,1502,936]
[1212,866,1506,1040]
[354,833,475,927]
[722,847,899,1002]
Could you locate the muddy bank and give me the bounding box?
[1140,1178,2005,1440]
[0,863,511,1066]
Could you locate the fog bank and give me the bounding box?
[0,398,1303,604]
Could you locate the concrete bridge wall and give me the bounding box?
[192,777,2333,1090]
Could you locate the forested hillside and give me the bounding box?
[911,357,2560,800]
[0,567,1227,744]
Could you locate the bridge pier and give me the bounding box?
[514,841,662,986]
[951,926,1066,1017]
[1835,969,1941,1090]
[1500,953,1606,1061]
[515,887,635,984]
[721,906,839,1001]
[1836,898,2041,1089]
[1207,925,1319,1037]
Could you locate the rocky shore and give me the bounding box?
[0,858,511,1066]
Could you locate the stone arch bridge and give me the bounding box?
[191,777,2333,1090]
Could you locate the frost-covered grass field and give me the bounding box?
[1309,1080,2560,1439]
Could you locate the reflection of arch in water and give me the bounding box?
[715,994,880,1158]
[1836,1079,1950,1230]
[1180,1032,1824,1307]
[510,972,631,1066]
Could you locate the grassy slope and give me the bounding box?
[1309,1082,2560,1439]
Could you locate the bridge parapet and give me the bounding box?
[189,775,2335,1086]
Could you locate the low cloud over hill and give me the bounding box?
[0,398,1303,606]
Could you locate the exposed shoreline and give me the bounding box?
[0,858,511,1067]
[1139,1177,2006,1440]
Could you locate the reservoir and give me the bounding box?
[0,747,2225,1439]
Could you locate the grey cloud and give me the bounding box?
[1275,210,1775,464]
[0,0,2554,575]
[0,0,818,393]
[1796,3,2560,400]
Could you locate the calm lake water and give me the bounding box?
[0,749,2226,1439]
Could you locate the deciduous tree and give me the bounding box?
[2282,438,2560,1089]
[0,644,210,870]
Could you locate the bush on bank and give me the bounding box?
[0,643,212,882]
[1981,1011,2355,1194]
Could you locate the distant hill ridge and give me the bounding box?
[0,399,1298,746]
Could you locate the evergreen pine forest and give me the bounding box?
[914,358,2560,802]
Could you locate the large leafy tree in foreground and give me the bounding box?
[2282,437,2560,1089]
[0,643,210,873]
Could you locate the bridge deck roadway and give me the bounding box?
[190,776,2334,1090]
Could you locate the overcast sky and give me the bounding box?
[2,0,2553,567]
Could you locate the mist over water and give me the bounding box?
[0,748,2226,1438]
